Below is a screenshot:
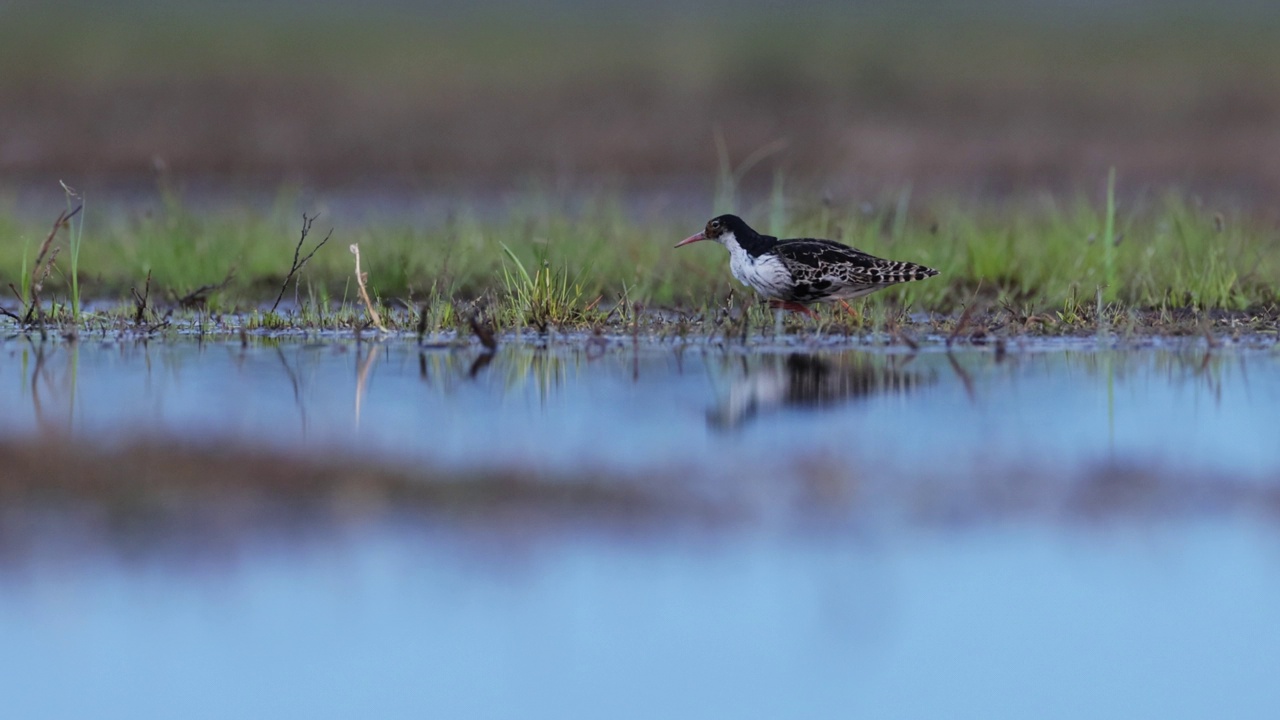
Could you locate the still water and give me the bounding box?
[1,337,1278,719]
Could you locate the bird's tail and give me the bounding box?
[874,260,939,284]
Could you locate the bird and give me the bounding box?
[675,214,938,317]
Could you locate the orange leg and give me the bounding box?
[839,300,861,321]
[769,299,818,318]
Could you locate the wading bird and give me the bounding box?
[675,214,938,317]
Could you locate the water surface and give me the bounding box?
[5,338,1278,481]
[2,337,1278,719]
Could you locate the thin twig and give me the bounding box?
[131,270,153,325]
[32,205,79,275]
[26,246,62,326]
[271,213,333,313]
[22,206,68,324]
[27,206,79,306]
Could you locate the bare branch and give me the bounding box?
[271,213,333,313]
[131,270,152,325]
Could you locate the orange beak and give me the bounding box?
[674,231,706,248]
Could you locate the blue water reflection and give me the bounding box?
[2,339,1279,480]
[1,338,1278,719]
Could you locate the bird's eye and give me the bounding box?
[710,220,721,229]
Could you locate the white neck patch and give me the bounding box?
[721,232,790,299]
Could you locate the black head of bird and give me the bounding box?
[674,214,757,249]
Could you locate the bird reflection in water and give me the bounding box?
[709,352,932,428]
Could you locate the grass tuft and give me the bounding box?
[500,242,601,330]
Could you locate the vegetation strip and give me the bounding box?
[1,187,1278,337]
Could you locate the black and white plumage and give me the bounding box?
[675,214,938,315]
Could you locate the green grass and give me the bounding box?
[62,182,85,320]
[499,242,603,330]
[1,183,1277,334]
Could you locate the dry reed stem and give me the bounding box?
[349,243,387,333]
[20,205,80,326]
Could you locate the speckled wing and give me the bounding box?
[773,239,938,302]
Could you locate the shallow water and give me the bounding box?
[2,337,1279,719]
[5,337,1279,481]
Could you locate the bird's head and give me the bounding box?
[674,214,751,248]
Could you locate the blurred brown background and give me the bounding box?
[3,0,1279,201]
